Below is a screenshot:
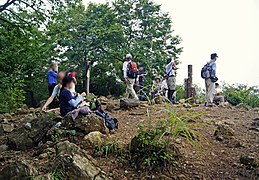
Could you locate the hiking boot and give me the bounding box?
[171,100,179,105]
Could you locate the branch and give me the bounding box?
[5,8,30,25]
[0,0,16,13]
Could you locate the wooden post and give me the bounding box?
[185,65,193,100]
[85,61,91,94]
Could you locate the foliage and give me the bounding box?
[129,104,201,171]
[0,0,182,111]
[175,85,185,101]
[223,84,259,108]
[51,170,62,180]
[94,141,119,157]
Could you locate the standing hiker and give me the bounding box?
[122,54,139,100]
[165,58,178,104]
[136,64,146,100]
[201,53,219,107]
[47,62,58,96]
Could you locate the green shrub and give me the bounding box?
[129,104,201,171]
[223,84,259,107]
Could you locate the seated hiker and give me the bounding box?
[213,83,226,106]
[42,71,66,111]
[151,76,162,99]
[59,76,86,116]
[160,75,168,97]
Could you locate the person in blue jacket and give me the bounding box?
[59,76,86,116]
[47,63,58,96]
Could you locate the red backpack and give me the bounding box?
[127,62,138,79]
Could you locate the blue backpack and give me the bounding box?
[201,63,212,79]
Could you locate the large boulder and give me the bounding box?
[63,114,107,135]
[240,153,259,168]
[214,123,235,138]
[0,160,38,180]
[7,113,58,150]
[54,141,109,180]
[120,98,140,109]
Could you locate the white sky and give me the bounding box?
[1,0,258,86]
[85,0,259,87]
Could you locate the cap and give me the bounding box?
[126,54,132,60]
[139,63,144,67]
[211,53,218,59]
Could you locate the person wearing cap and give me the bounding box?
[151,76,162,99]
[205,53,218,107]
[165,57,178,104]
[122,54,139,100]
[135,64,146,100]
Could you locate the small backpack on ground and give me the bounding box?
[201,63,212,79]
[127,62,138,79]
[90,99,118,132]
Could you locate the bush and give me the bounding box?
[0,76,25,113]
[129,104,201,171]
[223,84,259,108]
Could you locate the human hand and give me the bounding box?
[81,92,87,97]
[42,106,47,112]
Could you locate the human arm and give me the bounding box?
[122,62,128,79]
[68,95,84,107]
[42,85,59,111]
[49,70,58,78]
[42,96,55,111]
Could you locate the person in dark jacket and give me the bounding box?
[59,76,86,116]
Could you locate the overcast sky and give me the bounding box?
[85,0,259,87]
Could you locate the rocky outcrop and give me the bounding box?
[0,160,38,180]
[240,153,259,168]
[120,98,140,109]
[63,113,107,135]
[54,141,109,180]
[7,114,57,150]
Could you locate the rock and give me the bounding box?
[24,122,32,130]
[249,119,259,132]
[120,98,140,109]
[39,153,48,159]
[1,124,14,133]
[84,131,105,146]
[0,114,4,121]
[105,102,115,112]
[8,113,58,150]
[240,153,259,168]
[98,96,108,104]
[214,124,235,138]
[21,104,29,110]
[0,160,38,180]
[3,113,12,119]
[107,95,113,99]
[55,141,109,180]
[63,114,107,135]
[0,144,8,152]
[34,173,52,180]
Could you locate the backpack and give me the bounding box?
[127,62,138,79]
[201,63,213,79]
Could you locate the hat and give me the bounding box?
[211,53,218,59]
[139,63,144,67]
[126,54,132,60]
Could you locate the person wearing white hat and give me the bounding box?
[122,54,139,100]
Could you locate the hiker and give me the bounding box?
[135,64,146,100]
[201,53,219,107]
[151,76,162,99]
[214,83,225,105]
[161,75,168,97]
[122,54,139,100]
[165,58,178,104]
[42,71,66,111]
[67,69,77,96]
[59,76,86,116]
[47,62,58,97]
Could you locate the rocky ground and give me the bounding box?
[0,100,258,180]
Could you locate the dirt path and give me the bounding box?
[97,103,259,179]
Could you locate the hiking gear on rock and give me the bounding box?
[90,99,118,131]
[127,62,138,79]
